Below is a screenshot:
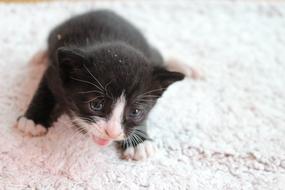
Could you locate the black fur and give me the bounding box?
[22,10,184,149]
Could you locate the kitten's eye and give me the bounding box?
[129,108,143,118]
[89,99,104,112]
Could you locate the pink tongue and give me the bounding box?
[92,135,111,146]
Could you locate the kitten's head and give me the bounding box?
[56,43,184,146]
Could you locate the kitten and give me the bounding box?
[16,10,185,160]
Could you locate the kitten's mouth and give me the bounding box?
[92,135,112,146]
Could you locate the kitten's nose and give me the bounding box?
[105,124,122,139]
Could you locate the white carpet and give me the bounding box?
[0,0,285,189]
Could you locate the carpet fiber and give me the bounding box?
[0,0,285,189]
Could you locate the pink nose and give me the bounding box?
[105,124,122,138]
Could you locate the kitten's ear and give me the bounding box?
[152,66,185,94]
[56,47,88,69]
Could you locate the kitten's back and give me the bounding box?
[47,10,151,61]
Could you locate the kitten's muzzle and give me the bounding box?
[104,123,124,140]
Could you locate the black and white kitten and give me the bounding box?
[16,10,184,160]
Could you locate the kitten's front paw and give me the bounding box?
[123,140,156,161]
[15,116,47,136]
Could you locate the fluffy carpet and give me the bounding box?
[0,0,285,189]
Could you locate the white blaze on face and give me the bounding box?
[105,94,126,139]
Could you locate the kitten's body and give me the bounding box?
[16,10,184,160]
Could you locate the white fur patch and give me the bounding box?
[105,94,126,139]
[16,117,47,136]
[166,58,204,80]
[109,94,125,124]
[29,50,48,65]
[123,140,156,161]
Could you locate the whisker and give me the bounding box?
[138,97,160,100]
[135,128,148,133]
[137,88,166,98]
[134,131,148,139]
[83,96,105,103]
[122,136,130,149]
[83,64,104,90]
[73,117,106,137]
[139,95,161,98]
[125,137,131,149]
[68,130,85,141]
[93,127,105,137]
[133,133,142,145]
[78,116,94,122]
[70,119,88,133]
[71,77,104,92]
[130,135,135,148]
[131,133,138,145]
[134,133,144,144]
[134,128,149,138]
[134,129,146,138]
[124,131,135,148]
[69,124,91,140]
[70,127,86,138]
[135,99,157,103]
[77,90,104,95]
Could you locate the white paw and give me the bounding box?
[29,50,48,65]
[123,140,156,161]
[15,116,47,136]
[166,58,204,80]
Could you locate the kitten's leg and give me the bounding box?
[165,58,203,79]
[149,47,203,79]
[28,50,48,65]
[120,125,156,161]
[16,76,57,136]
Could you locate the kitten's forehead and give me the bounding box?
[87,48,153,98]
